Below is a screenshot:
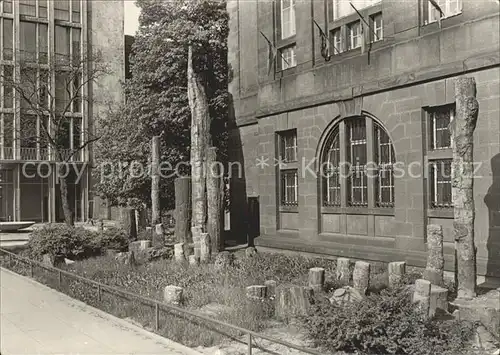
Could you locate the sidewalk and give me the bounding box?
[0,267,202,355]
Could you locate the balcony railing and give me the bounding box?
[0,147,83,162]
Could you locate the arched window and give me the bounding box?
[321,116,395,208]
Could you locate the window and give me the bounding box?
[280,0,296,39]
[280,130,297,162]
[39,24,48,64]
[2,66,13,108]
[278,130,299,207]
[20,68,37,111]
[347,118,368,206]
[323,128,341,206]
[39,0,48,18]
[2,1,12,13]
[424,0,462,25]
[72,0,81,23]
[72,28,81,64]
[280,45,296,70]
[321,116,395,209]
[20,114,37,148]
[281,170,298,206]
[19,0,36,17]
[55,73,70,112]
[55,26,71,64]
[374,124,395,207]
[20,21,37,62]
[331,28,343,54]
[2,19,13,60]
[371,12,383,42]
[430,159,452,208]
[73,76,81,113]
[347,21,362,50]
[2,113,14,152]
[330,0,380,21]
[430,105,454,150]
[54,0,70,21]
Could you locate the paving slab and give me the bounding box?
[0,267,202,355]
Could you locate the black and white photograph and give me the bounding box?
[0,0,499,354]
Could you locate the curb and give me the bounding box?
[0,267,203,355]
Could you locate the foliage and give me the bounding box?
[28,224,100,260]
[93,0,229,211]
[302,285,476,355]
[94,226,130,252]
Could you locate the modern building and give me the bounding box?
[0,0,124,222]
[227,0,500,280]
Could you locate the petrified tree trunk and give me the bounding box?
[188,45,210,247]
[424,224,444,286]
[206,147,224,253]
[151,136,161,225]
[452,77,479,300]
[175,177,192,243]
[120,207,137,240]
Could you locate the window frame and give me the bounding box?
[279,45,297,71]
[278,129,299,210]
[280,169,299,207]
[280,0,296,40]
[320,116,395,215]
[423,0,463,26]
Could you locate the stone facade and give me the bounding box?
[227,0,500,279]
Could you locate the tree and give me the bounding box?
[93,0,228,218]
[1,50,109,225]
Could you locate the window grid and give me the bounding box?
[426,0,462,24]
[331,28,343,55]
[430,159,453,208]
[375,124,395,207]
[430,106,454,150]
[281,130,297,162]
[371,12,383,42]
[347,21,362,50]
[323,129,341,207]
[347,118,368,207]
[331,0,380,21]
[280,0,296,39]
[280,45,296,70]
[281,170,298,206]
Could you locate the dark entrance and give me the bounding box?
[247,196,260,246]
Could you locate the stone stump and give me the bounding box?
[120,207,137,240]
[214,251,234,270]
[174,243,186,262]
[145,226,153,240]
[188,255,200,266]
[129,240,151,255]
[336,257,353,285]
[174,176,192,243]
[388,261,406,288]
[413,279,431,317]
[164,285,183,306]
[423,224,444,286]
[308,267,325,293]
[275,285,314,320]
[191,226,202,259]
[264,280,277,298]
[115,251,135,266]
[353,261,370,295]
[430,285,449,317]
[200,232,211,262]
[330,286,364,305]
[246,285,267,300]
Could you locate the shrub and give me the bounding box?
[302,286,475,355]
[28,223,99,260]
[96,226,129,251]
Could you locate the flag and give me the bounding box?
[313,19,331,60]
[429,0,444,29]
[260,31,277,75]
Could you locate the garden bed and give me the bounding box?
[0,246,483,355]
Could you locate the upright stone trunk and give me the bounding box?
[206,147,224,253]
[188,45,210,245]
[151,136,161,225]
[452,77,479,300]
[174,177,192,243]
[120,207,137,240]
[58,174,74,226]
[424,224,444,286]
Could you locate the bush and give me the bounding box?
[28,223,100,260]
[96,226,129,251]
[302,286,475,355]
